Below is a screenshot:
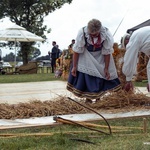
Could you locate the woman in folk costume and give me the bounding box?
[66,19,121,103]
[121,33,130,49]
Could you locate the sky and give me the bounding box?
[0,0,150,57]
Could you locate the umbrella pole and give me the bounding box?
[14,39,17,70]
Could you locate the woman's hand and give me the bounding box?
[71,67,77,77]
[104,68,110,80]
[123,81,134,92]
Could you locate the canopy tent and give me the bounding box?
[127,19,150,34]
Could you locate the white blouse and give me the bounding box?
[122,26,150,87]
[72,26,118,80]
[73,26,114,54]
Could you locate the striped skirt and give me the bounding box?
[66,71,121,99]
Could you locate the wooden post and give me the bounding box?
[143,118,147,134]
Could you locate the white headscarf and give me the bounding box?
[121,33,130,49]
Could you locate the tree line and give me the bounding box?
[0,0,73,64]
[2,50,50,62]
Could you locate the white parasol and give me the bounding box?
[0,24,44,66]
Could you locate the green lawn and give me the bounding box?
[134,80,148,87]
[0,73,63,83]
[0,117,149,150]
[0,71,148,88]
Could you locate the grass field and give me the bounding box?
[0,117,149,150]
[0,71,148,87]
[0,73,62,83]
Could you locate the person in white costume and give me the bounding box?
[122,26,150,92]
[67,19,121,102]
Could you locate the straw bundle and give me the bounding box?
[0,91,149,119]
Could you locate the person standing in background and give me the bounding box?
[68,39,75,57]
[56,45,62,58]
[51,41,58,73]
[68,39,75,49]
[0,49,2,61]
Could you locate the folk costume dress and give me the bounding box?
[67,26,121,99]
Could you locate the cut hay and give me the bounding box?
[0,97,87,119]
[90,89,150,111]
[0,89,149,119]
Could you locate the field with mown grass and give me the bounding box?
[0,73,62,83]
[0,117,149,150]
[0,71,148,86]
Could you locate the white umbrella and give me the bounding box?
[0,24,44,66]
[0,24,44,42]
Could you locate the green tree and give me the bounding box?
[3,52,15,62]
[0,0,73,64]
[29,47,41,60]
